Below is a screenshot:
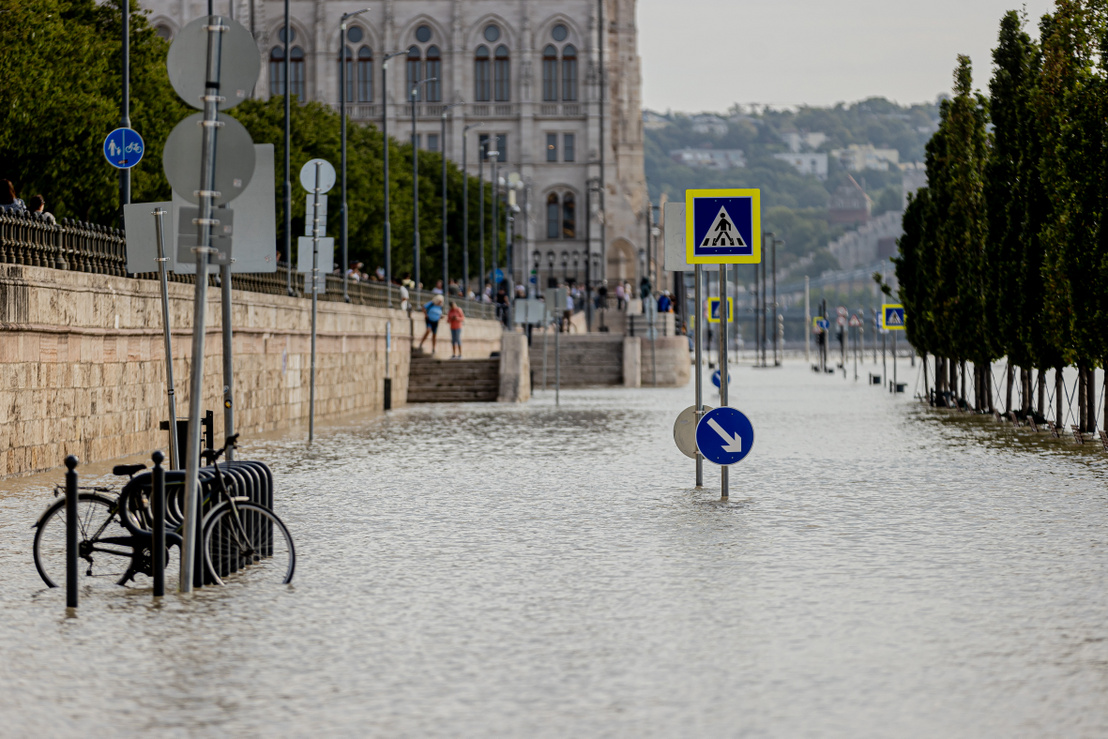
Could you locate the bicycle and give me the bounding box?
[32,434,295,588]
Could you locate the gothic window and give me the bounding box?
[268,46,285,97]
[427,133,440,152]
[474,45,490,101]
[547,194,560,239]
[289,46,305,99]
[357,46,373,102]
[563,133,575,162]
[561,45,577,101]
[415,24,432,43]
[479,134,508,162]
[546,133,558,162]
[155,24,172,40]
[347,26,363,43]
[494,45,510,102]
[552,24,568,42]
[425,45,442,102]
[562,194,576,238]
[484,24,501,42]
[406,45,422,100]
[543,45,558,102]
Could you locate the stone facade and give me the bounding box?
[0,264,502,478]
[143,0,651,290]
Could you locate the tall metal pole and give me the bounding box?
[752,261,759,366]
[440,103,464,303]
[597,0,606,285]
[153,208,179,470]
[220,253,234,462]
[382,50,404,308]
[411,77,437,290]
[478,141,485,298]
[283,0,292,295]
[490,137,500,315]
[694,264,703,488]
[341,20,348,302]
[805,276,810,365]
[761,239,768,368]
[719,264,729,500]
[309,161,321,442]
[181,16,225,593]
[772,237,779,366]
[462,123,480,296]
[120,0,131,215]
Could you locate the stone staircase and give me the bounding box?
[529,334,625,387]
[407,350,500,403]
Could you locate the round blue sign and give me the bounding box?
[103,127,144,169]
[695,407,754,466]
[711,369,731,388]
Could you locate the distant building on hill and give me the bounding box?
[642,110,672,130]
[829,179,871,226]
[779,131,827,153]
[772,152,828,180]
[690,114,728,136]
[831,144,900,172]
[670,147,745,170]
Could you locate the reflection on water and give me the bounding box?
[2,362,1108,736]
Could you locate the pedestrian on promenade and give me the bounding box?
[448,279,462,297]
[399,273,411,312]
[432,279,444,295]
[615,281,625,310]
[448,301,465,358]
[26,195,55,224]
[418,294,445,354]
[597,280,608,311]
[0,180,26,213]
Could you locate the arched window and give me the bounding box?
[289,46,305,99]
[340,45,354,102]
[425,45,442,102]
[561,45,577,102]
[406,45,422,100]
[547,194,560,239]
[562,194,576,238]
[543,45,558,102]
[474,45,490,102]
[357,46,373,102]
[155,24,172,40]
[494,45,510,102]
[268,46,285,97]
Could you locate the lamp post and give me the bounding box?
[478,139,487,301]
[572,250,580,284]
[462,122,482,296]
[761,231,774,367]
[440,101,464,303]
[584,177,601,331]
[410,76,437,290]
[339,8,370,304]
[380,49,406,307]
[547,251,556,284]
[561,250,569,282]
[532,249,541,297]
[488,138,500,311]
[283,0,292,295]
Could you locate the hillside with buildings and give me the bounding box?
[644,98,939,289]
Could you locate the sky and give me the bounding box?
[638,0,1057,112]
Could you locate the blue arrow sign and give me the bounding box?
[816,318,830,331]
[711,369,731,388]
[103,127,144,169]
[685,188,761,265]
[696,407,754,466]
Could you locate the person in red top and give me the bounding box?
[447,301,465,358]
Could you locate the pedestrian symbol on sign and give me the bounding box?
[701,207,749,249]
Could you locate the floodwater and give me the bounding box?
[2,357,1108,736]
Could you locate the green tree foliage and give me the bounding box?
[0,0,188,221]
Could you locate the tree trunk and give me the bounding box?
[1055,368,1064,429]
[1005,363,1014,414]
[935,356,945,406]
[1037,368,1046,420]
[949,359,958,407]
[1021,368,1031,415]
[960,360,967,409]
[1087,365,1097,432]
[923,353,930,404]
[1078,365,1087,432]
[987,363,994,413]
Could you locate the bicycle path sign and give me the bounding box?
[684,188,760,265]
[103,127,145,169]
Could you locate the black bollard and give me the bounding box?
[151,450,166,597]
[65,455,79,609]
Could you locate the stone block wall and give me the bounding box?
[0,264,503,478]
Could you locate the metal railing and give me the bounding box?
[0,209,497,320]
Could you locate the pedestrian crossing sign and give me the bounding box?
[881,304,906,330]
[706,297,733,323]
[685,188,760,265]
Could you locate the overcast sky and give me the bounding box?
[638,0,1057,112]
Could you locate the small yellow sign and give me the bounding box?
[706,297,734,323]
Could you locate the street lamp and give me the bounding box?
[478,138,488,300]
[411,76,438,291]
[339,8,370,304]
[572,250,580,283]
[380,48,406,308]
[584,177,601,331]
[532,249,541,297]
[547,250,556,283]
[561,250,569,281]
[462,122,482,296]
[487,137,500,305]
[439,101,464,303]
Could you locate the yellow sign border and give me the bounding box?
[685,188,761,265]
[705,297,734,323]
[881,303,906,331]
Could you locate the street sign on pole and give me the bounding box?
[695,407,755,466]
[299,159,336,193]
[103,127,145,169]
[684,189,761,265]
[163,113,256,205]
[881,304,906,330]
[711,369,730,388]
[814,317,830,331]
[706,296,733,323]
[662,202,719,272]
[673,404,713,459]
[849,314,862,328]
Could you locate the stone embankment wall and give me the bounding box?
[528,334,690,388]
[0,264,502,478]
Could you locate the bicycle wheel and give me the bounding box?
[33,493,135,588]
[201,502,295,585]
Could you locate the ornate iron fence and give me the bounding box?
[0,209,497,320]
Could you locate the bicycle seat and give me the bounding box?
[112,463,147,477]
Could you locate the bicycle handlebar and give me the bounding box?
[200,434,241,465]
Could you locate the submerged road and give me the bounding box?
[1,361,1107,735]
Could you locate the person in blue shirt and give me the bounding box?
[657,291,672,314]
[418,294,445,354]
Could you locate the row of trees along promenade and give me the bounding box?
[896,3,1108,433]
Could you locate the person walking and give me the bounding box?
[614,281,625,311]
[0,179,26,213]
[447,301,465,358]
[418,294,445,354]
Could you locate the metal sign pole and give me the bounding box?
[719,263,729,500]
[694,264,703,488]
[893,330,898,392]
[309,160,321,443]
[221,256,234,461]
[181,15,225,593]
[555,314,561,407]
[153,208,180,470]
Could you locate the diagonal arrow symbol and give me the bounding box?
[707,417,743,453]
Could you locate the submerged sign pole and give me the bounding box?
[694,264,703,488]
[309,160,321,443]
[719,263,729,499]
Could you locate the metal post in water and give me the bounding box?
[65,455,78,608]
[893,330,898,392]
[555,315,561,407]
[152,450,166,597]
[694,264,703,488]
[220,259,234,461]
[309,160,321,443]
[804,276,810,365]
[153,208,179,470]
[720,264,729,500]
[384,321,392,410]
[181,15,226,594]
